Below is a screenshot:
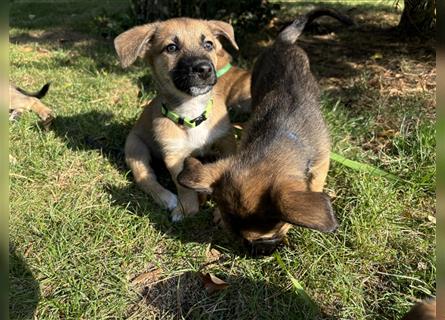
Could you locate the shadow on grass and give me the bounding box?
[50,110,132,171]
[105,177,248,254]
[9,29,128,75]
[128,271,336,319]
[9,1,134,74]
[9,244,40,320]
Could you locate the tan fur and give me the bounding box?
[9,85,54,124]
[115,18,249,221]
[215,50,251,114]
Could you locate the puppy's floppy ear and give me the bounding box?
[207,20,239,51]
[178,157,229,194]
[114,23,158,68]
[273,182,338,232]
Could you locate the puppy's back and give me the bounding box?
[246,15,329,159]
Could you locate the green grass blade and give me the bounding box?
[330,152,401,182]
[274,253,319,316]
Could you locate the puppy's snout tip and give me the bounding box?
[244,237,283,256]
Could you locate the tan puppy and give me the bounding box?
[115,18,245,221]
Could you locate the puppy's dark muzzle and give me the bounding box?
[244,237,283,256]
[192,60,213,80]
[171,56,216,95]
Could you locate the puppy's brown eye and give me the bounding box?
[165,44,179,53]
[203,41,213,51]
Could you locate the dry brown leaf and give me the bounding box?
[200,272,229,294]
[36,47,50,55]
[205,247,221,262]
[131,268,162,285]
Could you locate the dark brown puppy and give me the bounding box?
[402,298,436,320]
[178,13,338,255]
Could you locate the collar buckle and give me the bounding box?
[191,114,207,126]
[161,98,212,128]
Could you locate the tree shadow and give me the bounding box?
[49,110,132,171]
[9,28,130,75]
[128,271,337,319]
[9,244,40,320]
[105,182,248,253]
[9,1,135,75]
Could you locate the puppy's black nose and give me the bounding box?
[244,237,283,256]
[192,60,213,79]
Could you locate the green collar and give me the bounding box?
[160,64,231,128]
[216,63,232,78]
[161,98,213,129]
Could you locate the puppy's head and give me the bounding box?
[114,18,238,97]
[178,157,338,256]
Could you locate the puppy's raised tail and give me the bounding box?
[278,8,355,44]
[16,83,51,99]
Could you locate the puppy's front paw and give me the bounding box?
[171,206,184,223]
[171,201,200,223]
[156,190,178,211]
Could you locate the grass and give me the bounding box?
[9,1,435,319]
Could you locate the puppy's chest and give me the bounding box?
[163,122,226,155]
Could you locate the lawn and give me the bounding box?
[9,1,436,319]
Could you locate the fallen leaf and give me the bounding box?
[36,47,50,55]
[200,272,229,294]
[205,247,221,262]
[131,268,162,285]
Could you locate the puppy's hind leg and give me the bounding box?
[125,132,178,210]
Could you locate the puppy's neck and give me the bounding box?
[160,91,212,120]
